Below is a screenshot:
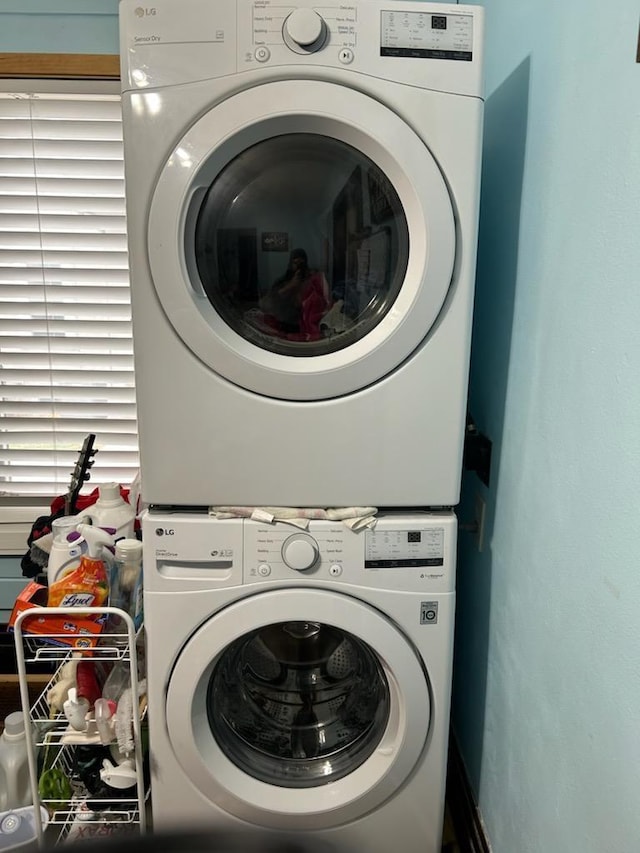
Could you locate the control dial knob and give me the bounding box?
[283,9,327,53]
[282,533,319,571]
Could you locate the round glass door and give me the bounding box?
[194,134,409,357]
[165,589,431,829]
[208,621,390,788]
[149,80,456,400]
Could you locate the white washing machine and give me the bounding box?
[120,0,484,507]
[141,510,456,853]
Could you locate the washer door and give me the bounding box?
[165,588,431,830]
[148,79,456,400]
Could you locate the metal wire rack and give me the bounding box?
[13,606,148,847]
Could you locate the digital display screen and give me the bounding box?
[380,10,473,61]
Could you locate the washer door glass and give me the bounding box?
[208,620,390,788]
[194,134,408,357]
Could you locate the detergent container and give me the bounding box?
[109,539,143,631]
[83,483,135,542]
[47,515,87,586]
[0,713,32,810]
[47,524,113,609]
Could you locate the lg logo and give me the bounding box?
[155,527,175,536]
[135,6,157,17]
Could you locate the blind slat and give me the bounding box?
[0,250,130,268]
[0,196,125,216]
[0,418,137,432]
[1,399,136,415]
[0,385,136,402]
[0,319,132,334]
[0,214,127,234]
[0,177,125,197]
[0,369,134,386]
[0,338,133,356]
[0,233,128,251]
[0,352,134,369]
[0,269,130,285]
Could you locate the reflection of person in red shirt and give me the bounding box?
[261,248,330,340]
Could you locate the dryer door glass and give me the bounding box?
[207,620,390,788]
[194,134,409,357]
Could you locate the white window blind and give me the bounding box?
[0,88,139,498]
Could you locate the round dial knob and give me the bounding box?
[282,533,319,571]
[283,9,327,52]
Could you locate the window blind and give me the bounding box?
[0,91,139,498]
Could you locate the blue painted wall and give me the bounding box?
[0,1,119,54]
[454,1,640,850]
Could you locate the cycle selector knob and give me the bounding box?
[283,9,327,53]
[282,533,319,571]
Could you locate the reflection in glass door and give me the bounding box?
[194,134,409,357]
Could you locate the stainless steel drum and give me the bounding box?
[207,621,390,787]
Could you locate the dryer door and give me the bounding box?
[165,588,431,830]
[148,80,456,401]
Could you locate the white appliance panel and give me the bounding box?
[141,511,456,852]
[120,0,484,506]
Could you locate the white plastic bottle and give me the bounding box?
[0,713,32,811]
[47,515,87,586]
[84,483,135,542]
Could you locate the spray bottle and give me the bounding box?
[47,524,113,609]
[46,515,87,586]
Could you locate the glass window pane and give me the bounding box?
[194,134,409,357]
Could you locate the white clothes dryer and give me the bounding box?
[141,510,456,853]
[120,0,484,507]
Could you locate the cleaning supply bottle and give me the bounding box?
[47,516,87,586]
[109,539,143,630]
[0,713,32,810]
[47,525,113,609]
[62,689,90,733]
[83,483,135,543]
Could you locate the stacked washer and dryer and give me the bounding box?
[119,1,484,851]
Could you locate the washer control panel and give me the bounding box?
[365,526,445,569]
[244,513,455,592]
[143,511,456,593]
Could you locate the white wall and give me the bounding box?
[453,1,640,850]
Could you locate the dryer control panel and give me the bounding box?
[119,0,484,98]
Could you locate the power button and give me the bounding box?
[255,46,271,62]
